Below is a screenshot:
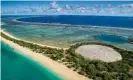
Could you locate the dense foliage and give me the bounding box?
[1,32,133,80]
[67,42,133,80]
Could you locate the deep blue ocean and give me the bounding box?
[97,35,128,43]
[17,15,133,28]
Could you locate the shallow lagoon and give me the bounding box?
[1,16,133,51]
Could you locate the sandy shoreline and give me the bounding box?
[1,32,89,80]
[1,30,68,50]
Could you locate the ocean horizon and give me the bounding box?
[2,15,133,28]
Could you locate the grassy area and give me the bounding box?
[1,32,133,80]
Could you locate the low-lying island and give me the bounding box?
[1,30,133,80]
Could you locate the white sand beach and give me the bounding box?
[76,45,122,62]
[1,31,89,80]
[1,30,68,50]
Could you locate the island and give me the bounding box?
[1,31,133,80]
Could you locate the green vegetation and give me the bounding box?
[1,32,133,80]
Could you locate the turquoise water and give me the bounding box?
[1,42,62,80]
[1,16,133,50]
[2,24,133,50]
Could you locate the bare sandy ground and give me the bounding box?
[76,45,122,62]
[1,34,89,80]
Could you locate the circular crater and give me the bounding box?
[75,44,122,62]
